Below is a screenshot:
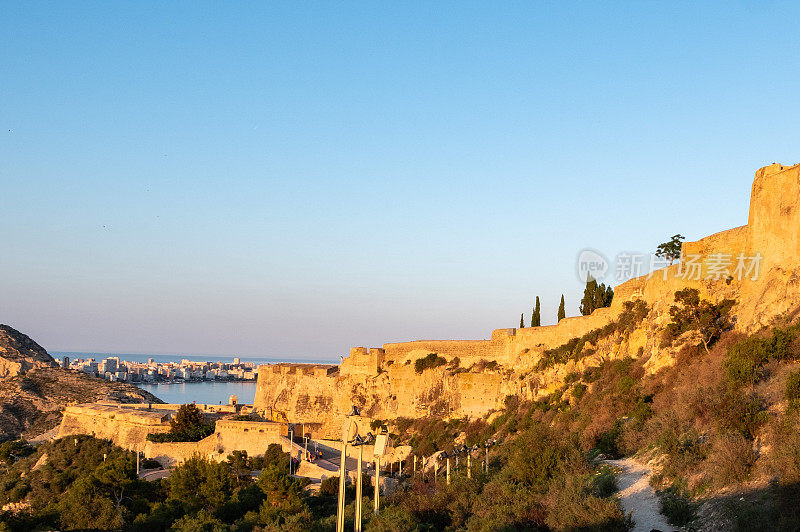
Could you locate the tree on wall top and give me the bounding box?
[531,297,541,327]
[656,234,685,264]
[520,313,525,329]
[579,275,613,316]
[557,295,566,322]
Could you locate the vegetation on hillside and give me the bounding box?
[537,299,649,370]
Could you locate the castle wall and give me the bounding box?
[382,340,502,364]
[58,405,171,451]
[144,435,220,466]
[252,162,800,429]
[747,163,800,273]
[682,225,749,258]
[58,404,290,466]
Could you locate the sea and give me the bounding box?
[52,352,338,405]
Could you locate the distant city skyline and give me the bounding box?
[3,2,799,357]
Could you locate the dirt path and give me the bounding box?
[605,458,674,532]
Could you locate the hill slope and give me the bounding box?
[0,324,160,439]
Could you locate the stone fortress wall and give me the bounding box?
[254,163,800,436]
[58,402,293,467]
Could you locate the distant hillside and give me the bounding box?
[0,324,161,439]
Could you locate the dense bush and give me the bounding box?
[725,324,800,388]
[659,484,697,526]
[707,433,757,487]
[414,353,447,374]
[592,464,618,497]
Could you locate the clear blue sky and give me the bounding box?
[2,2,798,359]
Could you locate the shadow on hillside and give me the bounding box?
[700,480,800,531]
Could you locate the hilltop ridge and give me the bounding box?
[0,324,58,378]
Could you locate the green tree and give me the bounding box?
[666,288,735,354]
[520,313,525,329]
[171,404,205,433]
[59,476,124,530]
[557,295,566,322]
[227,450,251,485]
[656,234,685,264]
[165,456,236,514]
[531,297,541,327]
[579,276,613,316]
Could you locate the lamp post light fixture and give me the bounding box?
[373,425,391,516]
[336,406,360,532]
[288,426,295,476]
[484,439,496,474]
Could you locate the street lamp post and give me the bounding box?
[336,407,360,532]
[373,425,390,515]
[354,435,365,532]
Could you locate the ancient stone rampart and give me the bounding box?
[58,404,290,466]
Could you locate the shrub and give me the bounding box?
[724,325,800,388]
[716,389,768,439]
[707,433,757,487]
[141,458,162,469]
[592,464,618,498]
[414,353,447,374]
[725,337,770,387]
[766,416,800,483]
[659,485,697,526]
[319,476,339,497]
[0,440,34,465]
[572,383,587,400]
[594,422,622,458]
[616,300,649,334]
[786,370,800,408]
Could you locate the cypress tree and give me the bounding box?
[558,295,566,322]
[532,296,541,327]
[580,275,614,316]
[519,313,525,329]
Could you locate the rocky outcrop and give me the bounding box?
[0,325,58,378]
[0,325,160,438]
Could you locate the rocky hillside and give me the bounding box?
[0,325,58,378]
[0,324,160,439]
